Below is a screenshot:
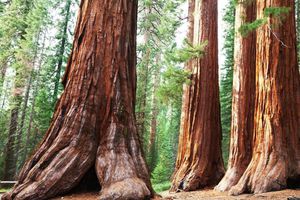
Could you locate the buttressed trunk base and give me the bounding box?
[229,0,300,195]
[170,0,225,192]
[215,1,256,192]
[1,1,153,200]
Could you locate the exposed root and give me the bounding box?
[214,167,244,192]
[99,178,150,200]
[229,158,288,196]
[95,122,153,200]
[171,161,224,192]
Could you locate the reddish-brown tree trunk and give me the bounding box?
[2,1,153,200]
[215,1,256,192]
[230,0,300,195]
[170,0,225,192]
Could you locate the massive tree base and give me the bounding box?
[228,158,300,195]
[2,0,153,199]
[171,162,224,192]
[214,167,246,192]
[214,0,256,193]
[217,0,300,196]
[1,121,152,200]
[170,0,224,192]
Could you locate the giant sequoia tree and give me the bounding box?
[170,0,225,192]
[229,0,300,195]
[2,0,153,199]
[215,1,256,192]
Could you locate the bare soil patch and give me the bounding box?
[160,189,300,200]
[48,189,300,200]
[1,189,299,199]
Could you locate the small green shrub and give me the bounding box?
[152,181,171,192]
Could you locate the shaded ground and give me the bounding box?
[1,189,299,199]
[160,189,300,200]
[51,192,99,200]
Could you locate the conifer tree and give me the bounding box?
[1,0,34,180]
[219,0,235,165]
[229,0,300,195]
[171,0,225,191]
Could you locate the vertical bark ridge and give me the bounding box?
[171,0,225,192]
[215,1,256,192]
[2,0,153,200]
[229,0,300,195]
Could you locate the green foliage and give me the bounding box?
[220,0,235,167]
[151,105,180,185]
[263,7,290,18]
[157,39,207,106]
[170,39,207,63]
[0,0,78,178]
[0,109,9,178]
[0,188,11,193]
[152,181,171,192]
[239,6,291,37]
[239,18,266,37]
[136,0,185,184]
[157,66,190,105]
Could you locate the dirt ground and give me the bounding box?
[1,189,299,199]
[50,189,300,200]
[160,189,300,200]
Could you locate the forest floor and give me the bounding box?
[0,189,299,199]
[159,189,300,199]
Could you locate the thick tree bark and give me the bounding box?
[229,0,300,195]
[2,1,153,200]
[297,0,300,69]
[170,0,225,192]
[215,2,256,192]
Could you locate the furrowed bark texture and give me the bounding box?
[2,0,153,200]
[230,0,300,195]
[171,0,225,192]
[215,2,256,192]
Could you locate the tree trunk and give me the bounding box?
[2,101,20,181]
[148,55,160,172]
[23,87,35,160]
[0,60,8,92]
[2,0,153,199]
[22,32,46,166]
[170,0,224,192]
[136,19,151,143]
[136,46,150,141]
[230,0,300,195]
[297,0,300,69]
[215,1,256,192]
[14,73,32,172]
[52,0,71,104]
